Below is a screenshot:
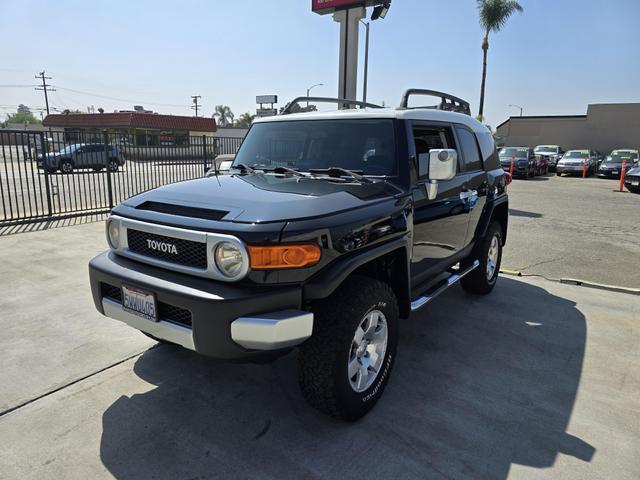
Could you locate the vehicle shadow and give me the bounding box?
[509,209,543,218]
[99,277,594,480]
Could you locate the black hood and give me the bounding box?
[121,173,398,224]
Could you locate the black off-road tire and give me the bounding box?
[60,159,74,174]
[298,275,399,421]
[461,221,503,295]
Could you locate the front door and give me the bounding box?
[410,122,472,287]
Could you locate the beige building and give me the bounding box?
[496,103,640,153]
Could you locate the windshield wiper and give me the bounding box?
[309,167,372,184]
[267,166,307,178]
[231,163,256,173]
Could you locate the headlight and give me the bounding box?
[106,218,120,249]
[214,241,245,278]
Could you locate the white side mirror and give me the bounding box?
[427,149,457,181]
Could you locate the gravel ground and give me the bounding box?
[501,173,640,288]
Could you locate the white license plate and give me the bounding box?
[612,170,618,174]
[122,285,157,322]
[632,179,639,186]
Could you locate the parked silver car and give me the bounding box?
[534,145,564,172]
[556,150,598,176]
[37,143,125,174]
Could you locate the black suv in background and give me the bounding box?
[89,90,509,420]
[499,146,536,178]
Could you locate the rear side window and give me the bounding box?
[455,127,482,171]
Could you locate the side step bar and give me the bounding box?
[410,260,480,311]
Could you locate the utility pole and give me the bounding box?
[360,20,370,104]
[191,95,202,117]
[35,71,55,115]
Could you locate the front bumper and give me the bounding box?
[597,169,622,178]
[500,164,529,176]
[624,175,640,189]
[89,251,313,360]
[556,164,585,174]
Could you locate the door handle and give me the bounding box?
[460,189,478,200]
[460,189,479,210]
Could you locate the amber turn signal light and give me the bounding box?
[247,244,321,269]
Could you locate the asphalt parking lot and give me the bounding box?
[0,175,639,479]
[502,173,640,288]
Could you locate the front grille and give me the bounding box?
[100,282,192,328]
[127,229,207,269]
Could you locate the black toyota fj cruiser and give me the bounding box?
[89,90,509,420]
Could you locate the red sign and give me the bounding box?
[312,0,378,15]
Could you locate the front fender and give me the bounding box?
[303,235,411,313]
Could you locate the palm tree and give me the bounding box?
[213,105,235,127]
[477,0,523,118]
[234,112,256,128]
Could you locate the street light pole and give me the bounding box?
[306,83,324,108]
[360,20,370,104]
[508,104,523,117]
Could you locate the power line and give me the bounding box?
[35,71,55,115]
[52,85,186,108]
[191,95,202,117]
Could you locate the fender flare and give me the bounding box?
[474,195,509,246]
[303,235,411,315]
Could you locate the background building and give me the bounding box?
[43,112,216,146]
[496,103,640,152]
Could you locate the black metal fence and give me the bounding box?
[0,130,243,226]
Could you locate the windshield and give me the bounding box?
[535,146,558,153]
[233,119,396,176]
[564,151,589,159]
[499,147,528,157]
[56,144,80,155]
[607,151,638,163]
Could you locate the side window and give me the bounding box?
[412,125,458,176]
[455,127,482,171]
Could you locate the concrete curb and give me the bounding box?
[500,269,639,296]
[559,278,640,296]
[499,269,522,277]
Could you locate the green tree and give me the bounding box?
[234,112,256,128]
[5,111,42,125]
[477,0,523,118]
[213,105,235,127]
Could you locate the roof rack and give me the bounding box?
[281,96,382,115]
[399,89,471,116]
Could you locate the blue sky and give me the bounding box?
[1,0,639,129]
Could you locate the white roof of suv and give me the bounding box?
[254,107,489,135]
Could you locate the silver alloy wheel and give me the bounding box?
[486,234,499,280]
[348,309,388,393]
[62,162,73,173]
